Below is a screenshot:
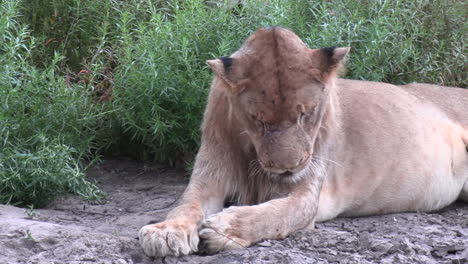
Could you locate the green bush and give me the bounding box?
[0,139,103,207]
[298,0,467,86]
[0,1,105,207]
[1,0,466,207]
[18,0,158,71]
[110,0,466,162]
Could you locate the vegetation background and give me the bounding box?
[1,0,466,207]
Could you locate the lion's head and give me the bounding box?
[207,27,349,182]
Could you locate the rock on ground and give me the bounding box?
[1,158,467,264]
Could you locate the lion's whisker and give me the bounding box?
[312,155,343,168]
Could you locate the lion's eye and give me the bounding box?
[251,115,266,132]
[256,120,264,129]
[298,106,317,125]
[299,105,318,124]
[255,119,265,129]
[298,112,306,125]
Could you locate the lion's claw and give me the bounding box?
[199,208,251,254]
[138,220,199,257]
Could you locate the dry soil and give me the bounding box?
[1,157,467,264]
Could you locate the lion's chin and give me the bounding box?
[269,170,305,184]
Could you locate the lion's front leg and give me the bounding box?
[199,183,318,253]
[139,149,235,257]
[139,180,227,257]
[138,182,223,257]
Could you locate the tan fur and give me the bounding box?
[139,27,468,257]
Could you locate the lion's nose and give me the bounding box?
[261,155,309,172]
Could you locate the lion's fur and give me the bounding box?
[139,27,468,257]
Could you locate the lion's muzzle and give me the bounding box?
[257,126,312,175]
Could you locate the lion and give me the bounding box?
[139,27,468,257]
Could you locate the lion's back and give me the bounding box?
[336,79,467,129]
[398,83,468,128]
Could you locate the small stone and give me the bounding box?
[358,232,370,250]
[258,241,272,247]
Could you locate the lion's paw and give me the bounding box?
[138,220,199,257]
[199,207,252,253]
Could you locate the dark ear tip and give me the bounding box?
[219,57,234,71]
[321,47,337,58]
[319,46,349,64]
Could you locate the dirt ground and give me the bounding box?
[1,157,467,264]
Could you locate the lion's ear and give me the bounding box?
[207,57,247,92]
[310,47,350,81]
[207,57,236,84]
[207,57,232,74]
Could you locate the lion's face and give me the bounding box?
[207,27,349,181]
[236,80,325,180]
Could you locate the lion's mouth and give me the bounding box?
[279,171,294,177]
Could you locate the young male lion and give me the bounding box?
[139,27,468,257]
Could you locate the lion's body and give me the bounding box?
[317,79,468,221]
[139,27,468,257]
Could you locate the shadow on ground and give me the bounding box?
[1,157,467,264]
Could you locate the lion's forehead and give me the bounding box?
[240,27,310,61]
[234,27,315,83]
[242,84,319,124]
[234,27,325,125]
